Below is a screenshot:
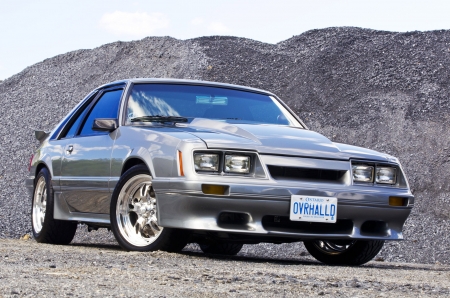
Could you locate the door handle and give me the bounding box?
[66,145,74,154]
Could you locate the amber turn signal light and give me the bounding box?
[389,197,407,206]
[178,150,184,176]
[202,184,227,195]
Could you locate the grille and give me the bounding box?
[267,165,346,183]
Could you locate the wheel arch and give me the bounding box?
[34,162,50,182]
[121,157,151,176]
[31,148,56,183]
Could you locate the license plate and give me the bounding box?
[290,195,337,223]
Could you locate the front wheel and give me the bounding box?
[110,164,189,252]
[303,239,384,266]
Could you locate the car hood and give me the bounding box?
[184,118,393,162]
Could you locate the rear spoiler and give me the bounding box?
[35,130,50,144]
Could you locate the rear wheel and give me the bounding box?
[31,167,77,244]
[199,242,243,256]
[304,239,384,266]
[110,164,189,252]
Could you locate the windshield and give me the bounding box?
[125,83,302,127]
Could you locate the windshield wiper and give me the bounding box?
[130,115,188,123]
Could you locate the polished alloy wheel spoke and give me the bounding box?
[133,219,142,236]
[149,219,160,234]
[116,175,163,247]
[40,212,45,225]
[314,240,356,254]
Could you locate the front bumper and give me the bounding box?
[154,179,413,241]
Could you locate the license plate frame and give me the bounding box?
[289,195,337,223]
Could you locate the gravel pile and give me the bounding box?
[1,27,449,264]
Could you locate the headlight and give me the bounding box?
[352,165,374,182]
[376,167,397,184]
[194,153,219,171]
[225,155,250,173]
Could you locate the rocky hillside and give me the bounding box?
[1,27,449,264]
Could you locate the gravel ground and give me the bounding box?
[1,239,449,297]
[1,27,450,265]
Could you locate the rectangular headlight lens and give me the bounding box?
[376,167,397,184]
[352,165,374,182]
[194,153,219,171]
[225,155,250,173]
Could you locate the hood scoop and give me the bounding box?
[188,118,261,144]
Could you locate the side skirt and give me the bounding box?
[53,191,111,224]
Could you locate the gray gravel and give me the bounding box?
[1,239,449,297]
[0,27,449,264]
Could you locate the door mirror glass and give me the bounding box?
[92,118,118,132]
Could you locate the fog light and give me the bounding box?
[376,167,397,184]
[352,165,374,182]
[389,196,407,206]
[194,153,219,171]
[202,184,227,195]
[225,155,250,173]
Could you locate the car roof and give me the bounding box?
[96,78,276,96]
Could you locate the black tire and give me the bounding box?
[31,167,77,244]
[199,242,243,255]
[304,239,384,266]
[110,164,189,252]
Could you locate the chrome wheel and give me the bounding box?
[115,174,162,247]
[31,168,77,244]
[32,176,47,233]
[304,239,385,265]
[312,240,356,255]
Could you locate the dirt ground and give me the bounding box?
[0,239,449,297]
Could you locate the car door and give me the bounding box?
[59,86,124,214]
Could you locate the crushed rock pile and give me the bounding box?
[1,27,449,264]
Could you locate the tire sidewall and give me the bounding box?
[31,168,53,241]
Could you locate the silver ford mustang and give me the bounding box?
[26,78,414,265]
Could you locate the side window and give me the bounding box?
[64,108,89,138]
[60,92,98,139]
[79,89,123,136]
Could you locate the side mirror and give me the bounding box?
[92,118,118,132]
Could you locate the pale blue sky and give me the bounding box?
[1,0,450,80]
